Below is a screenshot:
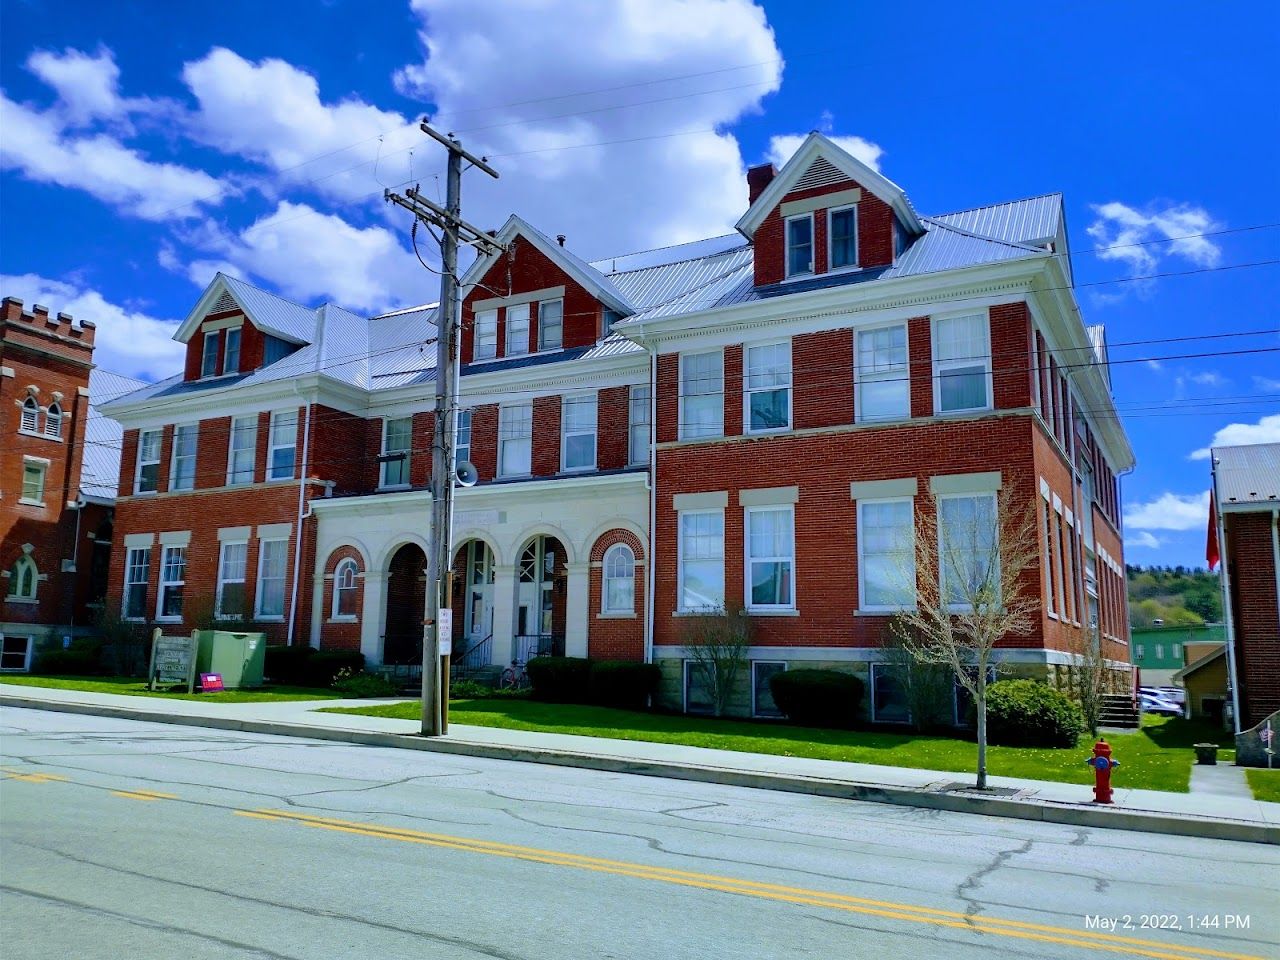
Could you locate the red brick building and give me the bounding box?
[1,297,143,671]
[1210,441,1280,730]
[99,133,1135,717]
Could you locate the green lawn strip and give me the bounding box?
[324,699,1210,793]
[1245,768,1280,804]
[0,674,338,702]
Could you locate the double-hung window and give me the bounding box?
[934,313,992,413]
[201,331,220,378]
[498,402,532,476]
[744,341,791,433]
[602,544,635,614]
[170,424,197,491]
[157,546,186,620]
[746,506,795,610]
[454,409,472,468]
[20,459,47,505]
[938,493,999,609]
[256,539,288,618]
[123,548,150,620]
[474,309,497,360]
[829,205,858,270]
[562,393,597,471]
[216,541,247,619]
[332,559,359,618]
[538,299,563,351]
[380,416,411,487]
[857,498,915,610]
[227,416,257,486]
[223,327,241,374]
[628,385,651,465]
[679,350,722,440]
[1043,493,1059,619]
[785,214,814,278]
[136,429,162,493]
[856,325,909,421]
[678,510,724,612]
[505,303,530,356]
[268,410,298,480]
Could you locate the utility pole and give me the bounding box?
[386,121,501,737]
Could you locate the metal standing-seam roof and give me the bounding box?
[218,273,319,344]
[81,367,147,501]
[1213,442,1280,509]
[930,193,1063,247]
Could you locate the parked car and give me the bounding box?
[1140,692,1183,716]
[1140,685,1186,705]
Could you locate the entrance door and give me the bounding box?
[463,541,494,642]
[515,536,563,659]
[384,543,427,665]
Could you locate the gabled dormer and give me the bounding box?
[738,132,924,288]
[173,273,314,383]
[459,215,636,366]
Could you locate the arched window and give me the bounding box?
[332,559,359,618]
[602,544,635,614]
[7,556,38,600]
[20,397,38,433]
[44,402,62,439]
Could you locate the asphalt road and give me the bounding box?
[2,708,1277,960]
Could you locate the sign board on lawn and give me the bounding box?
[200,673,224,693]
[148,629,198,693]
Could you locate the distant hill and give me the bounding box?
[1125,565,1222,628]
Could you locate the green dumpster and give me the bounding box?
[193,630,266,689]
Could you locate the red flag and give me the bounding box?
[1206,491,1220,571]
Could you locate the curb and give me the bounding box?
[4,694,1276,845]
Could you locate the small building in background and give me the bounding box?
[1129,623,1224,687]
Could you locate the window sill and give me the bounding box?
[597,612,636,620]
[497,473,532,481]
[376,484,411,493]
[328,616,358,624]
[17,499,45,508]
[155,616,183,624]
[744,426,791,437]
[780,271,815,284]
[826,262,862,276]
[747,608,800,617]
[854,608,915,617]
[18,430,63,443]
[1047,611,1060,622]
[672,609,726,618]
[4,597,38,606]
[255,616,285,622]
[133,490,158,497]
[933,406,995,418]
[266,475,296,484]
[561,465,596,474]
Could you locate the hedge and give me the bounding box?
[588,660,661,710]
[36,647,107,676]
[984,679,1085,748]
[264,645,315,685]
[525,656,591,702]
[304,651,366,688]
[769,669,865,728]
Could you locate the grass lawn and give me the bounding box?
[0,674,339,702]
[326,698,1216,793]
[1245,768,1280,803]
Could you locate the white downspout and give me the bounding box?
[286,397,313,647]
[1211,455,1243,734]
[644,347,657,665]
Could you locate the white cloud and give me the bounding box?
[179,202,425,312]
[766,132,882,172]
[1126,531,1162,550]
[1190,414,1280,460]
[1124,491,1210,531]
[1252,376,1280,392]
[24,46,165,127]
[1086,201,1222,274]
[0,273,183,379]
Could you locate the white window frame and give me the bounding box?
[932,312,993,415]
[1063,510,1078,625]
[784,212,814,279]
[678,349,723,441]
[135,429,162,494]
[855,322,910,423]
[498,402,532,477]
[856,497,916,612]
[537,299,563,351]
[937,491,1000,612]
[227,416,257,486]
[223,326,241,374]
[870,662,913,724]
[454,408,472,468]
[0,634,34,672]
[744,505,796,612]
[1173,642,1182,660]
[628,385,651,466]
[19,457,48,506]
[268,410,298,481]
[751,660,787,718]
[170,423,198,492]
[43,402,62,440]
[1042,489,1059,620]
[743,339,792,434]
[601,543,636,614]
[255,539,288,620]
[156,545,186,622]
[19,396,39,434]
[331,558,359,620]
[201,330,220,378]
[6,555,39,601]
[215,541,248,620]
[123,547,150,621]
[827,204,859,272]
[677,508,725,613]
[379,416,412,488]
[561,392,598,472]
[474,309,498,360]
[505,303,530,357]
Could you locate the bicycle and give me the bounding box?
[499,658,531,691]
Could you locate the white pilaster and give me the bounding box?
[490,566,517,667]
[361,570,387,665]
[309,573,325,649]
[564,562,590,659]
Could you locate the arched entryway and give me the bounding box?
[384,543,426,665]
[514,536,567,661]
[452,540,496,670]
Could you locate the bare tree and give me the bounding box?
[892,484,1040,789]
[1067,622,1108,737]
[682,609,751,717]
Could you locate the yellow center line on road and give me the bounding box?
[1,767,69,783]
[110,789,178,801]
[237,809,1265,960]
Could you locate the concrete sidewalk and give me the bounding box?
[3,682,1277,844]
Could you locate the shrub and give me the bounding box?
[984,679,1085,748]
[449,679,493,699]
[36,646,107,676]
[588,660,661,710]
[265,645,315,685]
[525,656,591,702]
[331,668,397,699]
[304,650,365,687]
[769,669,864,729]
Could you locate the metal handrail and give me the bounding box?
[455,633,493,667]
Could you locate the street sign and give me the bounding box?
[149,629,198,693]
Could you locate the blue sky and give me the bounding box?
[3,0,1277,568]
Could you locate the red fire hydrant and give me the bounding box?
[1086,738,1119,804]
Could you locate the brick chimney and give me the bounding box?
[747,163,777,205]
